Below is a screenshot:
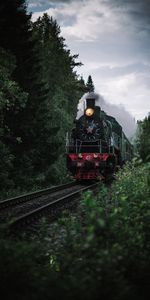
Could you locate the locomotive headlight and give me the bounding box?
[85,108,94,117]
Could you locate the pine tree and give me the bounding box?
[0,1,51,188]
[32,13,85,123]
[0,0,34,87]
[136,115,150,162]
[0,48,28,194]
[0,5,87,192]
[32,14,82,97]
[86,75,95,92]
[32,14,86,183]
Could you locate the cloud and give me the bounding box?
[28,0,150,121]
[93,72,150,121]
[30,0,150,43]
[28,0,81,11]
[30,0,125,40]
[99,99,137,139]
[86,62,150,79]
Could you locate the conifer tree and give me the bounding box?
[0,0,33,87]
[32,14,86,183]
[77,76,88,93]
[0,48,28,194]
[136,114,150,162]
[86,75,95,92]
[0,1,51,188]
[0,4,87,192]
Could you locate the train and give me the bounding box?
[66,92,133,181]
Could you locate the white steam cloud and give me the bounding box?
[76,93,137,139]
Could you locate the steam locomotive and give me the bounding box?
[66,92,133,181]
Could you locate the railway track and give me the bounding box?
[0,182,76,209]
[0,182,99,233]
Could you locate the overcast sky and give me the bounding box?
[28,0,150,123]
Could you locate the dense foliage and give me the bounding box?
[0,161,149,299]
[0,1,87,199]
[135,115,150,162]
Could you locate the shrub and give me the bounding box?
[0,161,149,299]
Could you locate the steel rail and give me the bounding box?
[8,183,99,229]
[0,182,76,210]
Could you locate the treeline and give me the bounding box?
[0,0,92,199]
[135,114,150,162]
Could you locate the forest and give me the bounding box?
[0,0,91,199]
[0,1,150,299]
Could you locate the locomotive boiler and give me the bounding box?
[66,92,133,180]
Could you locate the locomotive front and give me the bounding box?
[66,92,116,181]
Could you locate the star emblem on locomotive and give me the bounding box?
[86,121,95,134]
